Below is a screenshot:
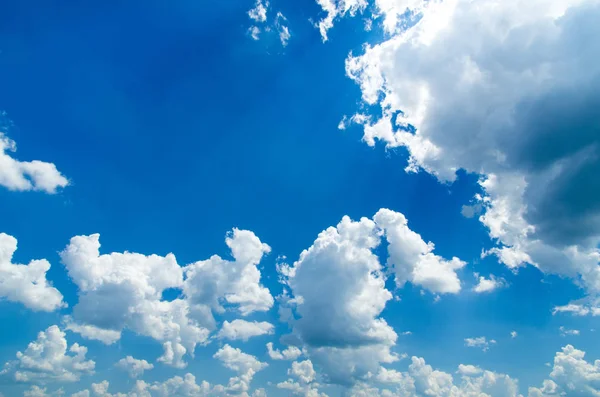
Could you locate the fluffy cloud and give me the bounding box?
[266,342,302,361]
[278,209,464,384]
[277,359,328,397]
[473,274,505,293]
[213,345,268,395]
[375,209,466,294]
[464,337,496,352]
[457,364,482,377]
[352,357,520,396]
[529,345,600,396]
[248,0,267,23]
[343,0,600,303]
[1,325,94,383]
[278,213,397,384]
[23,386,64,397]
[115,356,154,378]
[182,228,273,317]
[217,320,274,342]
[0,233,65,312]
[0,132,69,193]
[60,229,272,368]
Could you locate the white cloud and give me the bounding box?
[247,0,291,46]
[314,0,368,41]
[63,317,121,346]
[278,213,397,384]
[464,337,496,352]
[248,26,261,41]
[60,228,272,368]
[277,359,328,397]
[275,13,291,47]
[183,228,273,317]
[457,364,482,377]
[278,209,464,384]
[529,345,600,397]
[0,132,69,193]
[1,325,94,383]
[289,360,317,384]
[266,343,303,361]
[0,233,65,312]
[23,386,64,397]
[511,331,518,339]
[370,357,521,397]
[217,320,274,342]
[344,0,600,304]
[248,0,268,23]
[559,326,580,337]
[213,344,268,395]
[473,274,505,293]
[115,356,154,379]
[374,209,466,294]
[553,299,600,317]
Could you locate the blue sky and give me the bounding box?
[0,1,599,396]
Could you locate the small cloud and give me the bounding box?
[248,26,261,40]
[248,0,268,23]
[401,331,412,336]
[510,331,517,338]
[465,336,495,352]
[473,274,506,293]
[559,326,580,337]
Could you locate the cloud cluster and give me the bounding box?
[529,345,600,397]
[247,0,290,46]
[342,0,600,306]
[60,228,273,368]
[277,359,328,397]
[349,357,520,396]
[1,325,94,383]
[115,356,154,379]
[464,337,496,352]
[277,209,465,384]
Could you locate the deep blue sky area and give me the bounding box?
[0,1,597,396]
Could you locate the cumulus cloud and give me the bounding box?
[266,343,303,361]
[529,345,600,397]
[23,386,64,397]
[277,359,328,397]
[343,0,600,305]
[375,209,466,294]
[213,344,268,395]
[464,337,496,352]
[0,132,69,194]
[278,213,397,384]
[0,233,65,312]
[217,320,274,342]
[473,274,506,293]
[115,356,153,378]
[277,209,464,384]
[357,357,520,397]
[60,228,272,368]
[1,325,94,383]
